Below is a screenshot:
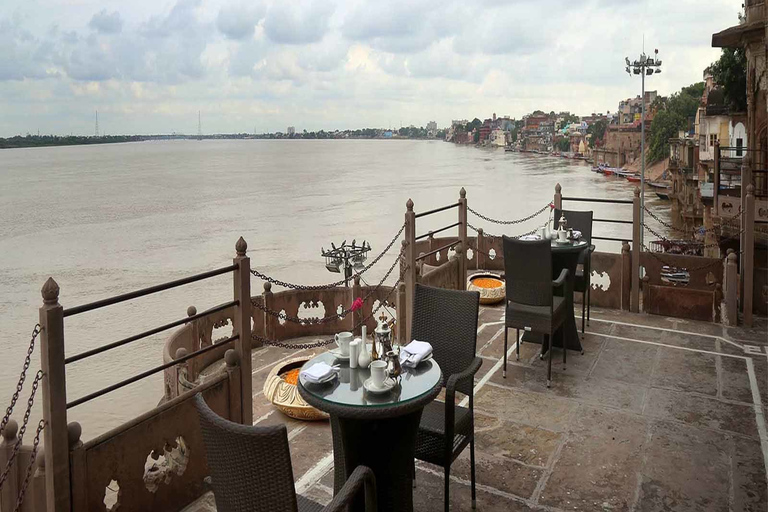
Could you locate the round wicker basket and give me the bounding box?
[263,357,328,421]
[467,273,506,305]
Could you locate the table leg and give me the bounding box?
[331,411,423,512]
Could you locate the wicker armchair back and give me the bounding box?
[502,237,552,307]
[194,393,299,512]
[411,284,479,396]
[554,209,594,244]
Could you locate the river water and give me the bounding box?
[0,139,671,437]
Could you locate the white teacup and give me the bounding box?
[370,360,388,388]
[335,331,353,355]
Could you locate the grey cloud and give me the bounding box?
[217,2,265,40]
[263,0,334,44]
[0,18,54,80]
[88,10,123,34]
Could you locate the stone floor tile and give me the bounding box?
[659,330,719,351]
[582,318,616,335]
[413,466,536,512]
[732,436,768,512]
[180,491,216,512]
[720,356,753,404]
[528,334,606,376]
[635,421,730,512]
[472,415,561,467]
[538,406,648,512]
[477,325,507,359]
[643,387,758,438]
[287,421,333,479]
[301,483,333,507]
[673,318,726,337]
[590,338,658,386]
[452,451,543,501]
[474,384,578,432]
[725,323,768,345]
[651,347,718,396]
[490,364,646,414]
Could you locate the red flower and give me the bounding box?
[549,202,555,209]
[351,298,364,312]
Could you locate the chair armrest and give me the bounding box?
[323,465,377,512]
[552,268,569,289]
[589,244,596,253]
[444,356,483,447]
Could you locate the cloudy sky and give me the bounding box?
[1,0,741,136]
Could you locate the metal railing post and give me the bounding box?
[631,188,641,313]
[38,277,71,512]
[404,199,416,344]
[554,183,562,211]
[233,237,253,425]
[459,188,468,289]
[743,184,755,326]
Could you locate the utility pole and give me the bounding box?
[197,111,202,141]
[625,48,662,250]
[95,110,99,138]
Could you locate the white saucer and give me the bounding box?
[363,377,396,394]
[554,239,571,245]
[329,348,350,360]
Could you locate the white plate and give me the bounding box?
[364,377,396,394]
[329,348,350,360]
[554,239,571,245]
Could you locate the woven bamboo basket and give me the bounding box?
[467,273,506,305]
[263,357,328,421]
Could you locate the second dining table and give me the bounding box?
[298,350,443,512]
[521,238,588,353]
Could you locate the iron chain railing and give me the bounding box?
[250,223,405,291]
[0,370,44,490]
[467,221,546,241]
[467,203,552,225]
[643,205,742,236]
[640,242,728,273]
[13,419,45,512]
[252,248,403,325]
[643,222,745,250]
[1,325,41,436]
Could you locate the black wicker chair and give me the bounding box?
[502,236,569,387]
[554,209,594,336]
[411,284,482,512]
[194,393,377,512]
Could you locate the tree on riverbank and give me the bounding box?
[647,82,705,163]
[587,120,607,148]
[0,134,143,149]
[706,48,747,112]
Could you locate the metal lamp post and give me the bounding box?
[625,49,662,249]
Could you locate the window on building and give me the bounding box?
[709,134,717,147]
[736,138,743,156]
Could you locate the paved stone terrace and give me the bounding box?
[186,307,768,512]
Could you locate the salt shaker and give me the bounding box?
[349,339,360,369]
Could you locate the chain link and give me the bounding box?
[252,272,405,350]
[1,325,41,436]
[643,222,745,250]
[252,248,403,324]
[468,203,552,225]
[467,221,547,240]
[0,370,44,490]
[643,205,742,236]
[640,243,726,273]
[13,420,45,512]
[251,223,405,291]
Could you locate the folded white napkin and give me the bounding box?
[519,234,540,241]
[300,362,339,383]
[399,340,433,368]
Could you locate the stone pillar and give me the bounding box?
[477,228,484,270]
[453,243,464,290]
[38,278,70,512]
[224,349,242,424]
[68,422,85,512]
[427,233,435,265]
[396,282,406,345]
[621,242,631,311]
[631,188,641,313]
[404,199,416,345]
[554,183,562,211]
[459,187,468,289]
[703,206,718,259]
[723,250,739,326]
[744,185,756,326]
[0,420,19,511]
[233,237,253,425]
[186,306,200,381]
[263,282,275,341]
